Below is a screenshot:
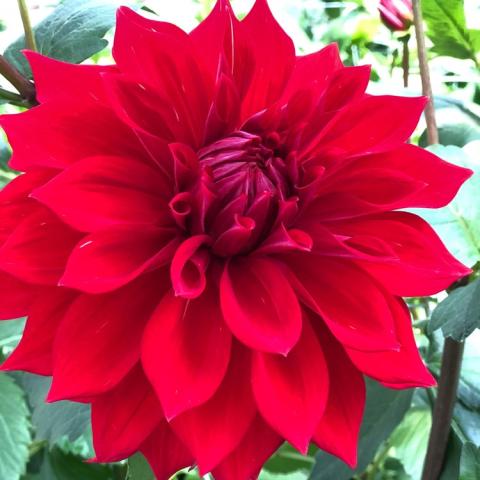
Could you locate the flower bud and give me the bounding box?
[378,0,413,31]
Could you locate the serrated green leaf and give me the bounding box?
[29,448,117,480]
[460,443,480,480]
[309,380,413,480]
[411,144,480,267]
[13,372,90,444]
[128,453,155,480]
[421,0,480,64]
[3,0,126,78]
[0,372,31,480]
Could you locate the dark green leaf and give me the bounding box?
[309,380,413,480]
[127,453,155,480]
[411,144,480,267]
[28,448,116,480]
[3,0,127,78]
[0,373,31,480]
[13,372,90,443]
[421,0,480,63]
[460,443,480,480]
[429,277,480,340]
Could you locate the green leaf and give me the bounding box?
[429,277,480,341]
[460,443,480,480]
[3,0,126,78]
[127,453,155,480]
[411,144,480,267]
[264,444,316,475]
[421,0,480,64]
[28,448,117,480]
[439,430,463,480]
[389,408,432,479]
[0,318,25,349]
[13,372,90,444]
[309,380,413,480]
[0,373,31,480]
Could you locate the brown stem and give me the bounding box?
[401,35,410,88]
[421,339,464,480]
[412,0,439,144]
[0,54,36,103]
[17,0,37,52]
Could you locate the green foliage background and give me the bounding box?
[0,0,479,479]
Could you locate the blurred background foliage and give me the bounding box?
[0,0,479,479]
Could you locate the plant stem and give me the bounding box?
[17,0,37,52]
[421,339,464,480]
[0,55,36,103]
[401,35,410,88]
[412,0,438,144]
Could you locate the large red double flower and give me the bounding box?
[0,1,471,478]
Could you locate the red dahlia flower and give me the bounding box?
[0,1,472,478]
[378,0,413,32]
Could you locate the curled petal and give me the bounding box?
[170,235,211,299]
[255,224,313,255]
[220,257,302,354]
[252,318,329,453]
[212,215,255,256]
[142,286,232,420]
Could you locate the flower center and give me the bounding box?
[198,131,291,206]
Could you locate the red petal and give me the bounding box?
[61,227,179,294]
[0,209,80,284]
[334,212,471,296]
[351,144,473,208]
[170,235,211,299]
[32,155,170,232]
[212,415,283,480]
[92,365,163,462]
[0,271,37,320]
[285,255,399,352]
[141,421,194,480]
[312,318,365,468]
[252,318,329,453]
[25,51,115,103]
[142,286,232,420]
[0,100,143,171]
[302,95,427,159]
[346,295,436,388]
[1,288,74,375]
[48,274,164,401]
[171,343,256,473]
[281,44,343,103]
[220,257,302,354]
[238,0,295,120]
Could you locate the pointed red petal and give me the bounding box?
[220,257,302,354]
[0,271,37,320]
[212,415,283,480]
[312,318,365,468]
[92,365,163,462]
[171,343,256,473]
[142,286,232,420]
[252,318,329,453]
